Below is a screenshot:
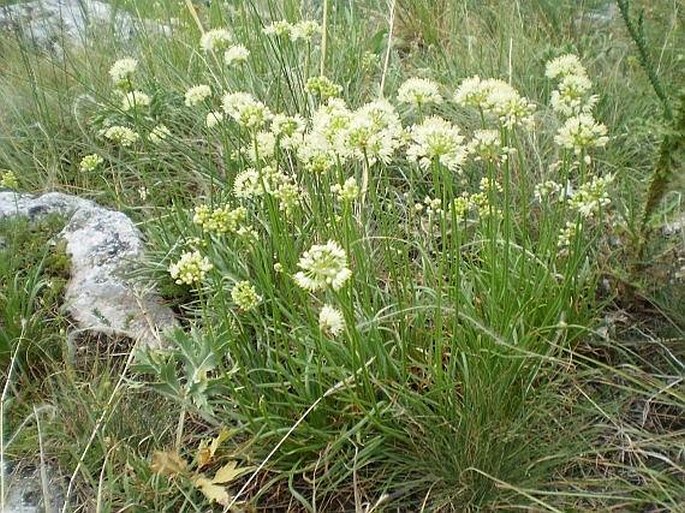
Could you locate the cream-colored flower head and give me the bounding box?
[533,180,564,204]
[557,220,578,251]
[233,168,264,198]
[306,76,343,101]
[121,90,151,111]
[109,58,137,86]
[222,92,272,130]
[319,304,345,337]
[467,129,508,163]
[483,81,535,129]
[102,125,140,146]
[406,116,467,172]
[200,28,232,52]
[193,204,247,234]
[554,113,609,154]
[0,170,18,189]
[148,124,171,144]
[294,240,352,292]
[231,280,261,311]
[169,251,213,285]
[397,77,443,108]
[242,131,276,163]
[545,54,587,81]
[79,154,104,172]
[455,77,535,128]
[331,177,359,203]
[271,113,306,150]
[291,20,321,42]
[550,74,597,118]
[569,174,614,218]
[206,111,224,128]
[342,99,403,164]
[224,45,250,65]
[263,20,292,37]
[185,84,212,107]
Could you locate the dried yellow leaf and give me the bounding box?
[211,460,252,484]
[196,427,232,469]
[150,450,187,477]
[192,475,231,506]
[196,440,212,469]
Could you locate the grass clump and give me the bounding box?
[0,213,70,368]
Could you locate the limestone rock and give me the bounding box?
[1,461,64,513]
[0,190,177,348]
[0,0,171,53]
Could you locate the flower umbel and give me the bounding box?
[554,114,609,154]
[319,305,345,337]
[121,90,151,111]
[169,251,213,285]
[200,28,232,52]
[406,116,467,172]
[149,124,171,144]
[294,240,352,292]
[0,170,18,189]
[185,85,212,107]
[102,125,140,146]
[222,92,272,130]
[397,77,443,108]
[109,58,137,87]
[79,154,104,172]
[231,280,261,311]
[224,45,250,65]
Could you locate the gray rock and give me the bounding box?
[0,0,172,53]
[663,214,685,237]
[0,190,177,348]
[1,461,64,513]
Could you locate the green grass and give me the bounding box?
[0,0,683,511]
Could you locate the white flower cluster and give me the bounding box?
[271,113,306,150]
[231,280,261,311]
[319,304,345,337]
[546,54,608,156]
[397,77,443,108]
[568,174,614,218]
[109,57,137,87]
[149,124,171,144]
[546,54,598,117]
[331,177,360,203]
[185,84,212,107]
[454,76,535,129]
[224,44,250,66]
[102,125,140,146]
[467,129,510,163]
[200,28,232,52]
[222,92,272,130]
[233,166,302,216]
[406,116,467,172]
[193,204,249,234]
[294,240,352,292]
[554,113,609,154]
[79,154,103,172]
[169,251,213,285]
[121,90,151,111]
[263,20,321,42]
